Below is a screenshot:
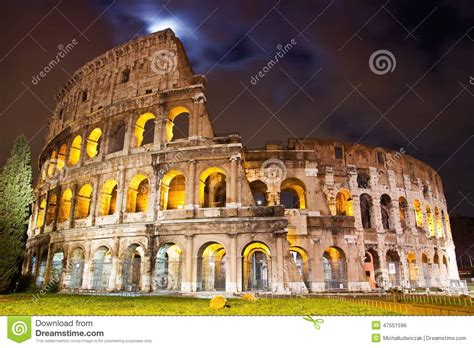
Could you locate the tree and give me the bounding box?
[0,135,33,293]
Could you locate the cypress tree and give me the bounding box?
[0,135,33,293]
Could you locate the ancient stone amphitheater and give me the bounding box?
[24,29,460,294]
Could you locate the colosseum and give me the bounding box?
[24,29,460,295]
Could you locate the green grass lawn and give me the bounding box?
[0,294,398,316]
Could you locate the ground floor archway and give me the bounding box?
[322,247,347,290]
[155,243,182,291]
[242,242,271,291]
[197,242,226,291]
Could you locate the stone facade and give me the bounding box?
[24,29,460,294]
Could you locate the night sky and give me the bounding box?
[0,0,473,216]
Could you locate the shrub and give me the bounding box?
[209,295,228,309]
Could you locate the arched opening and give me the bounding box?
[426,205,435,237]
[364,249,380,289]
[250,180,268,206]
[422,253,431,287]
[433,253,440,286]
[134,112,155,147]
[36,198,46,228]
[289,246,310,289]
[380,194,392,230]
[99,180,118,216]
[108,122,126,153]
[58,189,72,222]
[398,197,408,228]
[68,135,82,165]
[280,178,306,209]
[242,242,271,291]
[434,207,443,238]
[46,193,57,226]
[69,248,84,289]
[197,242,226,291]
[442,255,448,278]
[167,106,190,142]
[357,172,370,189]
[127,174,149,213]
[160,170,185,210]
[57,144,67,172]
[407,251,418,288]
[155,243,182,291]
[323,247,347,290]
[122,244,143,291]
[413,199,423,227]
[199,167,227,208]
[92,246,112,290]
[47,151,57,178]
[336,189,353,216]
[74,184,93,219]
[386,250,401,287]
[360,193,373,229]
[36,251,48,288]
[86,127,102,159]
[51,251,64,284]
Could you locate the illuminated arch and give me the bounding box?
[242,242,271,291]
[47,151,57,178]
[92,246,112,290]
[68,135,82,165]
[57,143,67,172]
[160,170,186,210]
[58,189,72,222]
[166,106,190,142]
[442,210,451,238]
[127,174,149,213]
[134,112,155,147]
[413,199,423,227]
[122,244,144,291]
[398,197,408,228]
[74,184,93,219]
[36,198,46,228]
[426,204,435,237]
[197,242,226,291]
[69,247,84,289]
[407,251,418,287]
[99,179,118,216]
[336,189,353,216]
[323,246,347,290]
[250,180,268,206]
[289,246,310,287]
[156,243,182,290]
[199,167,227,208]
[46,193,57,225]
[86,127,102,159]
[434,207,443,238]
[280,178,306,209]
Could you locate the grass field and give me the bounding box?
[0,294,399,316]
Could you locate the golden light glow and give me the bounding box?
[444,211,451,237]
[426,204,435,237]
[47,151,57,178]
[242,242,271,258]
[127,174,149,213]
[86,128,102,159]
[75,184,93,219]
[434,207,443,238]
[166,106,190,142]
[199,167,226,208]
[58,189,72,222]
[324,246,344,260]
[46,193,57,225]
[99,179,118,216]
[69,135,82,165]
[336,189,353,216]
[413,199,423,227]
[160,170,185,210]
[57,143,67,172]
[36,198,46,228]
[134,112,155,147]
[407,251,418,281]
[281,178,306,209]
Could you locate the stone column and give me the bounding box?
[82,240,93,289]
[122,114,134,155]
[184,160,196,209]
[108,237,120,291]
[372,200,384,231]
[228,155,239,206]
[275,233,286,292]
[352,195,362,230]
[181,235,194,292]
[346,235,370,291]
[310,238,325,291]
[227,234,238,292]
